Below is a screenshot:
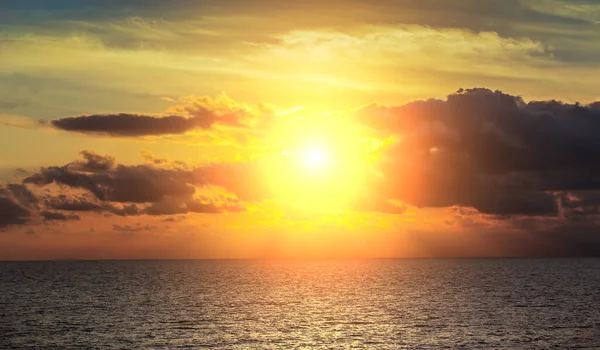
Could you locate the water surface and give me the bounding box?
[1,259,599,349]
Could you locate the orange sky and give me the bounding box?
[2,1,600,259]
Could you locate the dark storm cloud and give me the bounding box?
[357,88,600,215]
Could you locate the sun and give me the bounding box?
[260,113,375,212]
[301,146,330,172]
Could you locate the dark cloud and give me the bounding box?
[143,199,188,216]
[0,197,31,228]
[112,224,157,232]
[46,196,103,212]
[141,151,188,169]
[51,113,204,136]
[24,163,198,203]
[105,203,143,217]
[485,214,600,257]
[162,216,186,222]
[72,150,117,172]
[49,98,256,137]
[5,184,38,208]
[40,211,81,221]
[17,151,247,222]
[358,88,600,216]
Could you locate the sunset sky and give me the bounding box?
[2,0,600,259]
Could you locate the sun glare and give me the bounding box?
[302,146,329,171]
[261,114,375,212]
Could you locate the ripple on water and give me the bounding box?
[1,259,600,349]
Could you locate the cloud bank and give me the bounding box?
[3,88,600,256]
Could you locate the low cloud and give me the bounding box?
[0,197,31,228]
[24,162,198,203]
[51,113,210,136]
[112,224,157,232]
[72,150,117,172]
[40,211,81,221]
[11,151,249,223]
[49,95,272,137]
[46,196,103,212]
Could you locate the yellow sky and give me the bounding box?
[2,1,600,259]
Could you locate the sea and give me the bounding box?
[1,259,600,349]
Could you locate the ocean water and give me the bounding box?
[1,259,600,349]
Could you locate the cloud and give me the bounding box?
[0,114,38,129]
[51,113,209,136]
[188,200,245,214]
[0,197,31,228]
[112,224,157,232]
[45,196,103,212]
[4,184,38,208]
[40,211,81,221]
[141,150,189,169]
[21,86,600,220]
[162,215,186,222]
[5,87,600,243]
[49,95,270,137]
[14,151,248,224]
[357,88,600,215]
[24,163,198,203]
[72,150,117,172]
